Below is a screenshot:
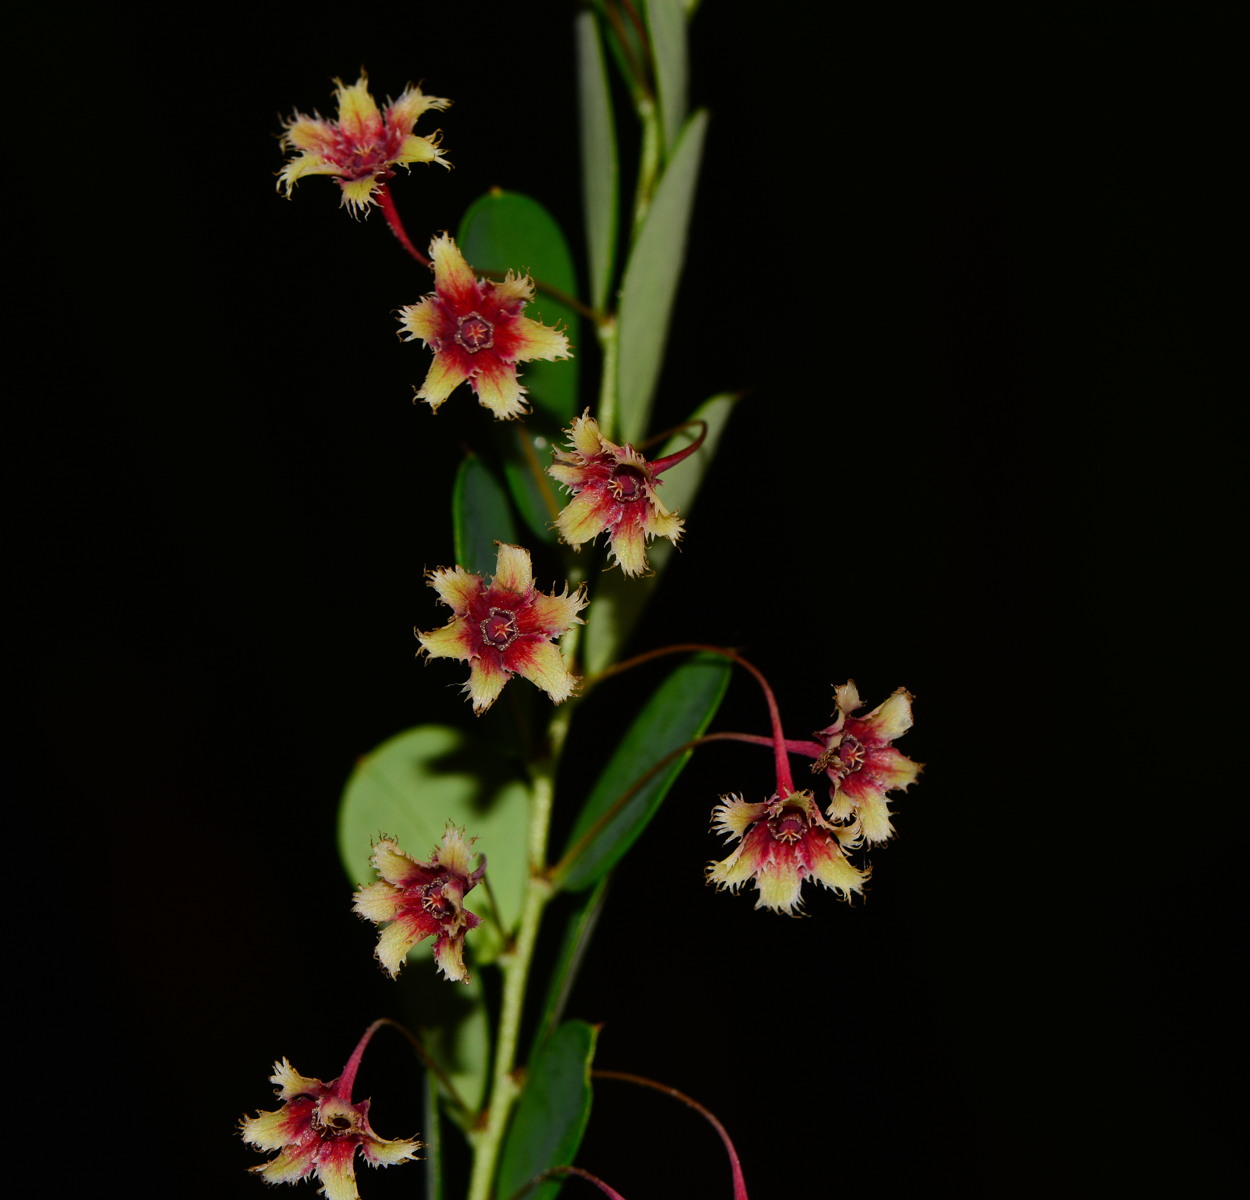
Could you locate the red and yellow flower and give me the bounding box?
[813,681,921,843]
[353,826,485,982]
[706,789,864,914]
[278,74,449,215]
[547,411,684,576]
[399,235,571,420]
[241,1057,421,1200]
[416,542,587,713]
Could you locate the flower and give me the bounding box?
[812,681,922,843]
[353,825,485,982]
[547,411,684,576]
[241,1057,421,1200]
[398,234,571,420]
[416,542,587,713]
[706,789,864,914]
[278,73,449,215]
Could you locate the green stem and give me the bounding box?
[596,315,619,443]
[466,700,574,1200]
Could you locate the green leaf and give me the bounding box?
[583,392,737,675]
[453,453,518,577]
[458,191,581,425]
[616,110,709,445]
[338,724,531,960]
[497,1021,598,1200]
[423,1063,443,1199]
[644,0,688,159]
[557,653,731,891]
[576,11,619,314]
[494,421,560,545]
[530,875,611,1058]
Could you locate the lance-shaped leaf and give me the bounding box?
[583,392,737,675]
[616,110,708,444]
[576,11,619,314]
[530,875,611,1058]
[495,420,561,545]
[497,1021,598,1200]
[453,452,518,578]
[644,0,688,158]
[458,190,581,425]
[556,654,731,891]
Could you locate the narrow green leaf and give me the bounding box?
[616,110,709,445]
[644,0,688,159]
[495,421,560,545]
[453,453,518,577]
[497,1021,598,1200]
[458,191,581,424]
[530,875,611,1058]
[583,392,737,675]
[557,654,731,891]
[338,725,531,958]
[576,11,619,314]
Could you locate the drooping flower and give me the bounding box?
[416,542,587,713]
[706,789,864,914]
[398,234,571,419]
[278,73,450,214]
[353,825,485,982]
[241,1055,421,1200]
[813,681,922,843]
[547,410,685,576]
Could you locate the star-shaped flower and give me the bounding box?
[353,826,485,982]
[416,542,587,713]
[241,1057,421,1200]
[398,234,572,420]
[278,73,450,215]
[547,411,684,576]
[813,681,922,843]
[706,789,864,914]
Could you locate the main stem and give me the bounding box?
[466,692,575,1200]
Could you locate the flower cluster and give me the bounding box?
[240,1058,421,1200]
[706,790,864,914]
[353,826,485,983]
[399,235,571,419]
[416,542,587,714]
[278,74,449,214]
[814,681,921,843]
[548,411,684,575]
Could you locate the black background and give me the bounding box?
[22,4,1229,1198]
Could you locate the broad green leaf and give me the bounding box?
[399,961,490,1126]
[576,11,619,314]
[644,0,688,159]
[497,1021,598,1200]
[616,110,709,444]
[453,453,517,577]
[557,654,731,891]
[529,875,610,1058]
[495,421,560,545]
[458,191,581,424]
[583,392,737,674]
[338,724,531,959]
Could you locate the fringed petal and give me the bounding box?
[393,133,446,167]
[492,543,534,594]
[609,515,648,576]
[352,880,400,923]
[466,655,509,713]
[471,355,528,420]
[520,586,587,637]
[427,565,481,613]
[417,616,474,662]
[509,640,577,704]
[499,315,571,363]
[398,297,447,346]
[555,489,614,545]
[857,688,914,743]
[334,75,383,141]
[316,1139,362,1200]
[429,234,479,312]
[415,350,470,411]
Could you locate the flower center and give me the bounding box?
[835,736,865,775]
[480,607,519,650]
[313,1098,360,1137]
[609,464,646,502]
[420,881,455,919]
[768,807,810,844]
[455,313,495,353]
